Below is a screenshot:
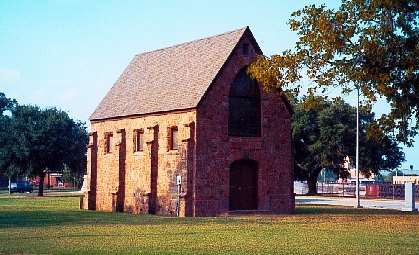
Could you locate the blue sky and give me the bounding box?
[0,0,417,171]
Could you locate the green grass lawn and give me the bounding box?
[0,194,418,255]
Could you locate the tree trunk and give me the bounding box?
[307,168,323,195]
[307,176,318,195]
[38,173,46,196]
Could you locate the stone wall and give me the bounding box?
[194,33,294,216]
[86,110,196,216]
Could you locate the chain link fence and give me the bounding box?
[294,181,419,200]
[294,181,365,196]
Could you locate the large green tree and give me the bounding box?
[6,105,88,196]
[249,0,418,145]
[293,96,404,194]
[0,93,18,178]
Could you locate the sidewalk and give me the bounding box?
[296,195,419,211]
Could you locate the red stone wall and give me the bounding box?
[194,33,294,216]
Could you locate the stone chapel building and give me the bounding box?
[85,27,294,216]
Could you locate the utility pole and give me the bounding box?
[355,86,362,208]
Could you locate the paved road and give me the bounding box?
[296,195,419,211]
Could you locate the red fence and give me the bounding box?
[366,184,419,200]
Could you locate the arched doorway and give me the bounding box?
[229,160,258,210]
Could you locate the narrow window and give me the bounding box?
[134,129,144,152]
[228,68,261,136]
[105,133,113,153]
[170,127,178,150]
[243,43,249,55]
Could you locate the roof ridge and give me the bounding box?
[136,26,248,57]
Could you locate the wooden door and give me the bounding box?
[229,160,257,210]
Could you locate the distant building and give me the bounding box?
[339,157,377,184]
[29,173,71,188]
[393,176,419,184]
[84,27,294,216]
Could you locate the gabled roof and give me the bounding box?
[90,27,261,121]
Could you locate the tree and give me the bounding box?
[63,119,89,188]
[249,0,419,145]
[0,93,18,178]
[7,105,88,196]
[293,95,404,194]
[0,92,17,115]
[383,170,404,183]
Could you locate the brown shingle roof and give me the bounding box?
[90,27,255,121]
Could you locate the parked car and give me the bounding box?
[8,181,33,193]
[8,182,17,191]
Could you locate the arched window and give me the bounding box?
[228,68,261,136]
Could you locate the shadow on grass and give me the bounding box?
[1,205,413,230]
[0,209,243,229]
[1,195,416,230]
